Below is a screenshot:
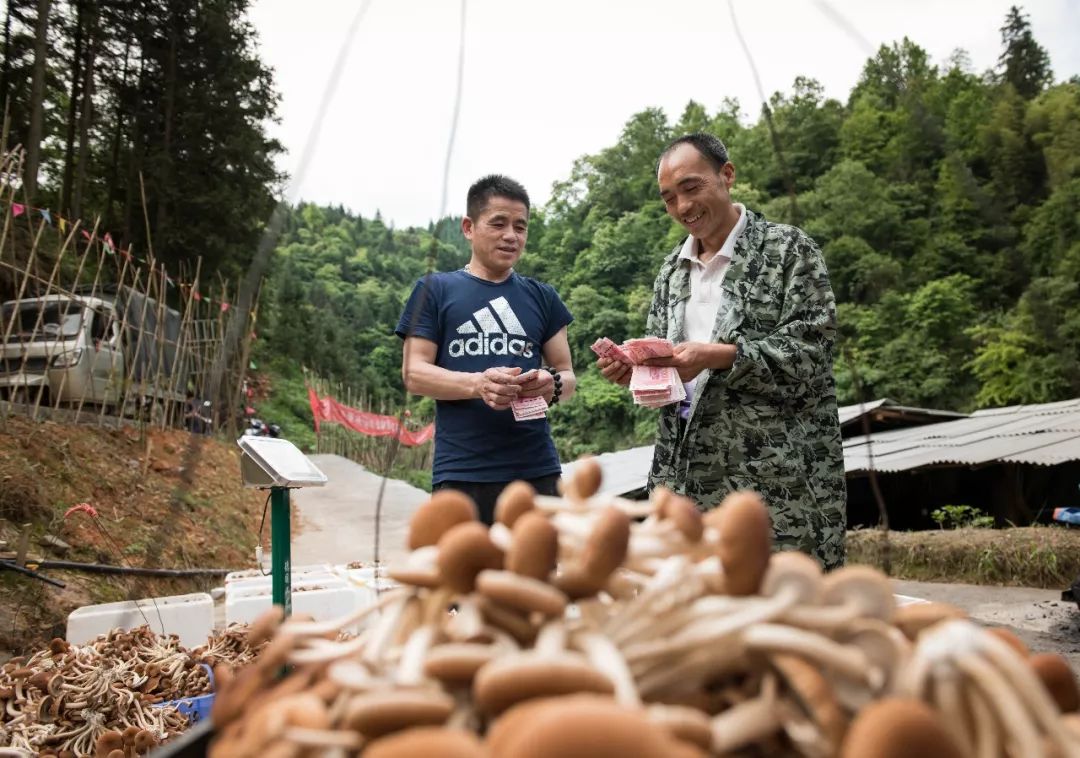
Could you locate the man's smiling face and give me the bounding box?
[657,142,736,250]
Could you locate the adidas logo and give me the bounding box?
[448,297,535,358]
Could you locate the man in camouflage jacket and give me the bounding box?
[597,133,846,568]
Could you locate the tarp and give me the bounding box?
[307,387,434,446]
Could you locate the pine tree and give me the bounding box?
[998,5,1052,99]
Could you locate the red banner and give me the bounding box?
[307,387,434,446]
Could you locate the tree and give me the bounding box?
[998,5,1052,99]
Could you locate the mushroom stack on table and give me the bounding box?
[202,459,1080,758]
[0,623,266,757]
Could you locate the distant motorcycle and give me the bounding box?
[243,418,281,438]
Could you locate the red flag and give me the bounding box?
[193,291,202,301]
[220,302,230,312]
[81,230,91,240]
[103,232,115,252]
[11,203,25,217]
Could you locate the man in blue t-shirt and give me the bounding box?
[395,175,576,524]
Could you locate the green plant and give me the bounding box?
[931,504,996,529]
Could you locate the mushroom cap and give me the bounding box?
[408,490,478,549]
[662,494,704,543]
[343,689,456,738]
[582,506,631,578]
[567,456,603,500]
[365,727,488,758]
[423,642,501,684]
[759,550,822,601]
[496,481,537,528]
[891,602,967,641]
[246,604,285,646]
[506,511,558,581]
[476,570,568,618]
[389,545,442,588]
[840,698,965,758]
[553,564,607,601]
[282,692,332,730]
[95,731,125,755]
[437,522,504,593]
[121,725,142,745]
[772,653,847,753]
[819,565,895,621]
[714,491,772,595]
[1030,652,1080,713]
[487,695,706,757]
[106,751,126,758]
[473,652,615,714]
[476,595,539,645]
[133,730,158,752]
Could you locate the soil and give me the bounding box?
[0,414,263,657]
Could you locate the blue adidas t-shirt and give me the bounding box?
[395,270,573,485]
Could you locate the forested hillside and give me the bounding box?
[254,8,1080,467]
[2,0,281,278]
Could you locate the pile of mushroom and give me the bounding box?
[0,623,262,757]
[203,460,1080,757]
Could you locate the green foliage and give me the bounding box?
[931,504,996,530]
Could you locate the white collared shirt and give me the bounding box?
[678,203,746,402]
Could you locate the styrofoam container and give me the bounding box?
[67,593,214,649]
[226,572,344,599]
[225,584,360,633]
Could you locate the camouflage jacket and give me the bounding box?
[646,208,846,568]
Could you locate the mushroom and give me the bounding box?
[341,689,455,739]
[708,654,847,756]
[563,456,603,503]
[714,490,772,596]
[472,621,614,715]
[553,506,630,600]
[485,694,706,757]
[495,481,537,528]
[780,565,895,630]
[505,511,558,582]
[840,698,965,758]
[407,490,478,549]
[891,601,967,641]
[436,522,504,594]
[363,727,488,758]
[1031,653,1080,713]
[475,570,567,619]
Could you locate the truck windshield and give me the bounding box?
[1,302,85,342]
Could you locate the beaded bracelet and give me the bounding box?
[543,366,563,405]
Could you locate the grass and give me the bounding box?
[847,526,1080,588]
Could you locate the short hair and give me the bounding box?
[466,175,530,219]
[657,133,730,174]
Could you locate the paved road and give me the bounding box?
[894,579,1080,668]
[290,454,428,567]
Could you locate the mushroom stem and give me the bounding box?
[931,665,976,757]
[395,626,437,687]
[363,595,419,667]
[709,674,780,753]
[965,676,1001,758]
[575,632,641,707]
[741,624,881,688]
[956,653,1045,758]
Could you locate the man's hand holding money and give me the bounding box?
[597,355,632,386]
[515,368,555,402]
[642,341,737,382]
[476,366,523,410]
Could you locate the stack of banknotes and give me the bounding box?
[511,395,549,421]
[592,336,686,408]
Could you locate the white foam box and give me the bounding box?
[225,578,359,633]
[66,593,214,649]
[225,563,333,586]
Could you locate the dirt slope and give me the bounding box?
[0,415,263,656]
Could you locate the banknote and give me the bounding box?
[621,337,675,364]
[590,337,632,364]
[511,395,549,421]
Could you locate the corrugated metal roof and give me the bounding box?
[561,400,1080,492]
[837,398,967,428]
[844,398,1080,473]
